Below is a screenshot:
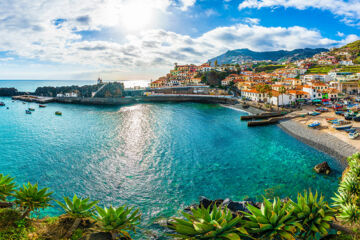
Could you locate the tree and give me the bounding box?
[214,60,218,67]
[55,194,99,238]
[14,183,53,219]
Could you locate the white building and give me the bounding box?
[65,92,79,98]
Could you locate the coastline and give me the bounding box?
[279,120,357,165]
[224,103,356,164]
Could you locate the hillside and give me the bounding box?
[208,48,328,65]
[331,40,360,63]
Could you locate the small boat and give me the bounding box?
[349,132,359,139]
[242,104,250,109]
[6,107,9,109]
[39,105,46,108]
[28,108,35,111]
[315,107,328,112]
[332,121,353,130]
[308,111,320,116]
[0,102,5,106]
[25,110,31,114]
[344,113,355,120]
[22,102,26,104]
[345,128,357,133]
[335,111,344,115]
[55,111,62,116]
[326,118,337,122]
[308,121,320,128]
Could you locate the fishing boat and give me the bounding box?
[344,113,355,120]
[28,108,35,111]
[315,107,328,112]
[335,111,344,115]
[55,111,62,116]
[39,105,46,108]
[308,121,320,128]
[0,102,5,106]
[308,111,320,116]
[349,132,359,139]
[332,121,353,130]
[345,128,357,133]
[242,104,250,109]
[353,115,360,122]
[25,110,31,114]
[326,118,337,122]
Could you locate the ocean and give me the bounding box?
[0,80,343,238]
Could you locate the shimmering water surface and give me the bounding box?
[0,81,343,238]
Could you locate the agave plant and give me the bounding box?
[337,203,360,223]
[14,182,53,219]
[243,197,301,240]
[94,205,141,240]
[169,204,249,240]
[0,174,16,203]
[55,194,99,238]
[339,176,360,196]
[291,191,333,239]
[332,191,351,208]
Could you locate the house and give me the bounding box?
[302,85,322,99]
[56,93,64,97]
[303,74,331,82]
[269,90,292,106]
[65,92,78,98]
[241,89,267,102]
[339,60,354,66]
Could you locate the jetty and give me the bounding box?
[240,111,287,120]
[12,95,54,103]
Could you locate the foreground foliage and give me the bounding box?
[14,183,53,219]
[291,191,333,239]
[169,204,248,239]
[94,205,141,240]
[332,153,360,224]
[0,174,16,201]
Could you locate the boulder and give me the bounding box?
[314,161,331,175]
[80,232,112,240]
[221,199,253,213]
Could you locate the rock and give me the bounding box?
[314,161,331,175]
[199,196,213,208]
[222,199,253,213]
[80,232,112,240]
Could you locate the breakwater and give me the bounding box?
[54,95,238,105]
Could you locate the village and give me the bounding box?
[149,41,360,108]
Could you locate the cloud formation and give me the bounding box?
[238,0,360,26]
[0,0,358,79]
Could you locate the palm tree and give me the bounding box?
[279,86,287,109]
[14,182,53,219]
[94,205,141,240]
[0,173,16,207]
[56,194,99,238]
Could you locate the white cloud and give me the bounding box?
[337,31,345,37]
[238,0,360,26]
[0,0,358,80]
[180,0,196,11]
[244,17,261,25]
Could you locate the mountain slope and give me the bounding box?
[208,48,328,65]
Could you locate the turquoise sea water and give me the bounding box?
[0,81,344,238]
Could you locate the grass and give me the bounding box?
[339,65,360,73]
[307,65,336,74]
[0,209,32,240]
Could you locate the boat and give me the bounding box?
[0,102,5,106]
[315,107,328,112]
[335,111,344,115]
[55,111,62,116]
[39,105,46,108]
[308,121,320,128]
[344,113,355,120]
[345,128,357,133]
[332,121,353,130]
[308,111,320,116]
[349,132,359,139]
[28,108,35,111]
[242,104,250,109]
[22,102,26,104]
[326,118,337,122]
[353,115,360,122]
[25,110,31,114]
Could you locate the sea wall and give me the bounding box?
[55,95,238,105]
[279,120,357,165]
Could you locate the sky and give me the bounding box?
[0,0,359,81]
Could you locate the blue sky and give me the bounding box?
[0,0,359,80]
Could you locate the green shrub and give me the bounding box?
[0,173,16,201]
[14,182,53,218]
[169,204,248,239]
[55,194,98,218]
[243,197,300,240]
[95,205,141,240]
[0,208,22,228]
[291,191,333,239]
